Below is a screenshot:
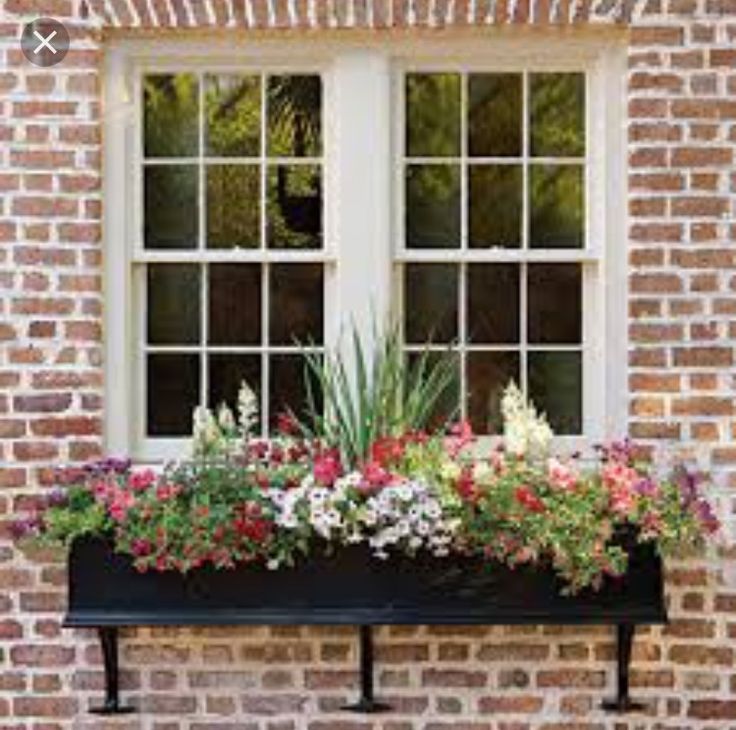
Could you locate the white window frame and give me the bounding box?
[103,35,627,461]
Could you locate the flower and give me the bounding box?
[514,485,545,513]
[237,381,259,440]
[371,437,404,467]
[501,382,553,460]
[313,451,343,486]
[129,469,156,492]
[276,411,298,436]
[547,458,578,491]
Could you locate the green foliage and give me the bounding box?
[297,325,458,467]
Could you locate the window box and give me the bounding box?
[65,533,666,715]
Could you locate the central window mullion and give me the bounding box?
[330,51,393,355]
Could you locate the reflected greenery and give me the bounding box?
[529,165,583,249]
[205,74,260,157]
[206,164,260,249]
[406,73,461,157]
[530,73,585,158]
[144,165,198,249]
[469,165,522,248]
[405,164,461,249]
[468,74,522,157]
[144,74,199,158]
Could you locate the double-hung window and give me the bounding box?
[105,40,625,460]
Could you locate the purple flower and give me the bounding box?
[46,489,68,508]
[634,478,658,497]
[9,515,40,540]
[694,499,719,534]
[673,465,702,506]
[84,456,132,476]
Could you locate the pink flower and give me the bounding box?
[129,469,156,492]
[547,458,578,491]
[602,462,639,516]
[108,488,136,523]
[514,485,545,513]
[131,538,151,556]
[313,451,343,486]
[360,461,391,490]
[444,420,475,457]
[155,484,182,502]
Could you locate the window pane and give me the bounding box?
[147,354,200,436]
[209,354,261,429]
[147,264,200,345]
[528,264,581,345]
[467,351,520,435]
[205,74,261,157]
[144,74,199,158]
[406,73,461,157]
[467,264,520,344]
[528,351,582,434]
[267,165,322,249]
[269,354,317,429]
[530,73,585,158]
[269,264,323,345]
[209,264,261,345]
[405,164,461,249]
[529,165,583,249]
[469,165,522,249]
[206,165,260,249]
[468,74,522,157]
[267,75,322,158]
[144,165,198,250]
[408,350,460,431]
[404,264,458,344]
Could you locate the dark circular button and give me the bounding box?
[21,17,70,68]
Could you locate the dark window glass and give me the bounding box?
[405,164,461,249]
[147,354,200,436]
[467,351,520,434]
[209,354,261,429]
[208,264,261,345]
[528,264,582,345]
[144,165,198,249]
[269,264,324,345]
[404,264,458,344]
[528,351,582,434]
[147,264,200,345]
[467,264,520,344]
[468,74,522,157]
[469,165,522,249]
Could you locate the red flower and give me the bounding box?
[313,451,343,486]
[361,461,392,490]
[455,467,477,502]
[444,420,475,457]
[370,437,404,468]
[276,411,298,436]
[128,469,156,492]
[514,485,545,513]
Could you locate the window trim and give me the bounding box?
[104,35,627,461]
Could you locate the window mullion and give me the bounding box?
[331,51,392,354]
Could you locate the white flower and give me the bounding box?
[217,403,236,433]
[501,381,553,460]
[192,405,223,457]
[237,380,259,440]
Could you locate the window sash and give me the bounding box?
[104,39,626,461]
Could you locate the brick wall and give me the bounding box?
[2,0,736,727]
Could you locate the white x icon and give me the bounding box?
[33,29,57,54]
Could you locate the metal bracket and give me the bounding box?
[90,627,135,715]
[342,625,391,713]
[601,623,646,713]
